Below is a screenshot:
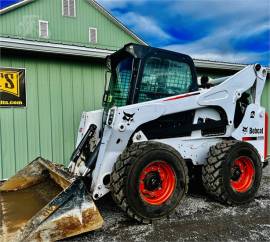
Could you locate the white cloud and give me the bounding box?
[164,40,269,64]
[240,22,270,38]
[98,0,270,64]
[115,12,172,41]
[98,0,146,10]
[169,0,270,20]
[163,1,270,64]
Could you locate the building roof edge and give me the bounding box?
[1,37,269,74]
[87,0,148,46]
[0,0,35,15]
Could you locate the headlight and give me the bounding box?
[107,107,116,126]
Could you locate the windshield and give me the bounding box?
[104,57,133,107]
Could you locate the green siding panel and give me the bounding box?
[0,0,141,50]
[1,110,16,178]
[61,63,75,165]
[25,60,41,162]
[0,57,16,178]
[0,114,2,178]
[0,53,105,179]
[11,56,28,171]
[49,61,64,163]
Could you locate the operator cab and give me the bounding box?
[103,43,198,107]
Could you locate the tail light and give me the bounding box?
[264,112,269,159]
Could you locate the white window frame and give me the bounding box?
[89,27,97,44]
[62,0,76,17]
[39,20,49,38]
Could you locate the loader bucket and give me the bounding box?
[0,157,103,242]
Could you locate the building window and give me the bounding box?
[89,27,97,44]
[39,20,48,38]
[62,0,76,17]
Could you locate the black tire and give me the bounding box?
[202,140,262,205]
[110,141,189,223]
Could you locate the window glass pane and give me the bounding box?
[69,0,75,17]
[63,0,69,16]
[39,21,48,38]
[138,57,193,102]
[89,28,97,44]
[109,57,133,106]
[62,0,75,17]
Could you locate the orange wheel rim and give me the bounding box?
[230,156,255,193]
[139,161,176,205]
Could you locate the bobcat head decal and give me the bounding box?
[123,111,135,125]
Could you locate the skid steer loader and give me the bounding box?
[0,44,268,241]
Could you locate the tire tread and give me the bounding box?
[202,140,239,205]
[110,141,189,223]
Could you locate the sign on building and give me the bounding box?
[0,67,26,107]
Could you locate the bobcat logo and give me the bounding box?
[123,111,135,125]
[242,126,248,134]
[250,111,255,118]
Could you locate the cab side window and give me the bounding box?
[110,57,133,106]
[138,57,193,102]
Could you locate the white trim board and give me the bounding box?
[1,37,269,74]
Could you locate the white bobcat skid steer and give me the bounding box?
[1,44,268,241]
[71,44,268,222]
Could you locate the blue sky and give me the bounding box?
[99,0,270,66]
[1,0,269,65]
[0,0,22,8]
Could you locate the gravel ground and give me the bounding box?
[1,166,269,241]
[65,165,270,242]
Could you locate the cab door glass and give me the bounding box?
[109,57,133,106]
[138,57,193,102]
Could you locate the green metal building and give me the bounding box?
[0,0,269,179]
